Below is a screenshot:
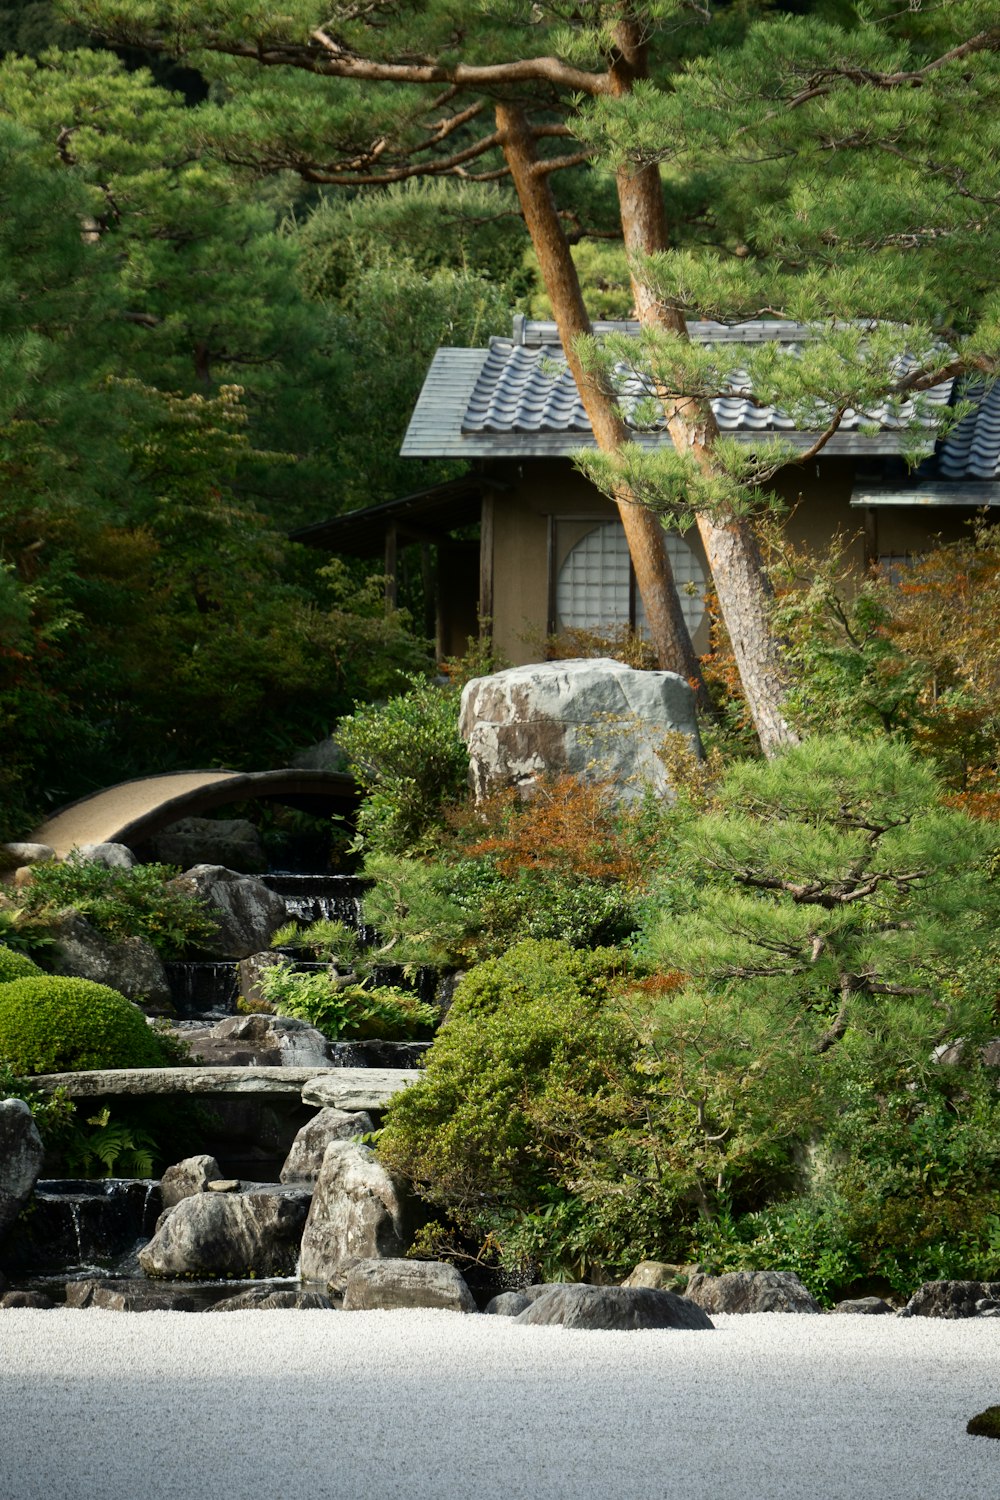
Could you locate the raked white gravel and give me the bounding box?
[1,1308,999,1499]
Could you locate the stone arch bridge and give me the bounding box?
[31,769,357,860]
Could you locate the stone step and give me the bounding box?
[29,1066,420,1112]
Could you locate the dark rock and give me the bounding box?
[514,1284,714,1331]
[65,1278,214,1312]
[280,1108,375,1185]
[484,1285,555,1317]
[139,1185,310,1280]
[685,1270,821,1315]
[832,1297,894,1315]
[42,912,172,1012]
[210,1286,333,1311]
[299,1141,408,1290]
[0,1290,54,1309]
[148,818,266,875]
[166,866,288,960]
[177,1013,332,1069]
[341,1259,476,1313]
[160,1155,222,1211]
[900,1281,1000,1319]
[968,1406,1000,1439]
[0,1098,45,1241]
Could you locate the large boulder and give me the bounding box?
[899,1281,1000,1319]
[484,1284,559,1317]
[514,1284,714,1331]
[685,1270,821,1315]
[622,1261,688,1292]
[0,1098,45,1241]
[138,1185,310,1279]
[166,866,288,960]
[299,1140,408,1288]
[160,1154,223,1211]
[42,912,172,1012]
[0,844,54,876]
[148,818,266,875]
[459,658,701,802]
[280,1108,375,1185]
[341,1258,477,1313]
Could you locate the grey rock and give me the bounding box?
[900,1281,1000,1319]
[207,1179,240,1193]
[65,1278,210,1312]
[148,818,266,875]
[139,1185,310,1279]
[291,739,348,773]
[68,843,136,870]
[182,1013,332,1069]
[166,866,288,960]
[0,1098,45,1241]
[622,1261,687,1291]
[299,1140,408,1288]
[0,843,54,872]
[341,1258,476,1313]
[484,1285,554,1317]
[0,1290,54,1309]
[280,1108,375,1185]
[160,1154,222,1210]
[210,1287,333,1311]
[460,658,701,803]
[238,950,283,1008]
[515,1284,714,1331]
[43,912,172,1012]
[301,1070,420,1112]
[685,1270,821,1315]
[832,1297,894,1315]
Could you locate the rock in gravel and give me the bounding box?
[833,1297,894,1315]
[299,1141,408,1289]
[899,1281,1000,1319]
[160,1154,223,1211]
[0,1098,44,1242]
[280,1108,375,1185]
[685,1270,821,1315]
[341,1259,476,1313]
[514,1284,714,1331]
[0,1291,54,1309]
[484,1285,561,1317]
[139,1186,310,1279]
[622,1261,688,1291]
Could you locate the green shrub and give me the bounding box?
[16,859,218,957]
[0,975,169,1074]
[256,961,437,1041]
[0,945,42,982]
[376,940,658,1279]
[337,676,469,854]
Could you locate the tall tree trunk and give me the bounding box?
[495,101,709,705]
[611,22,799,756]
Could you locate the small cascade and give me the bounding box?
[262,873,375,939]
[165,960,240,1017]
[3,1179,164,1274]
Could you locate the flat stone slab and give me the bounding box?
[29,1067,420,1111]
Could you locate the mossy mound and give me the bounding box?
[0,975,168,1074]
[967,1406,1000,1439]
[0,946,42,982]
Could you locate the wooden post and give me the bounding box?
[479,491,495,638]
[384,523,398,612]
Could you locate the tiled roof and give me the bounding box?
[401,319,995,480]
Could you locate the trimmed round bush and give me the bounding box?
[0,975,168,1074]
[0,946,42,982]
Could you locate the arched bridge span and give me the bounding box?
[31,769,357,860]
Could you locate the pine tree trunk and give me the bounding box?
[611,23,799,756]
[495,101,709,705]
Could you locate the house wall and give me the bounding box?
[483,456,973,667]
